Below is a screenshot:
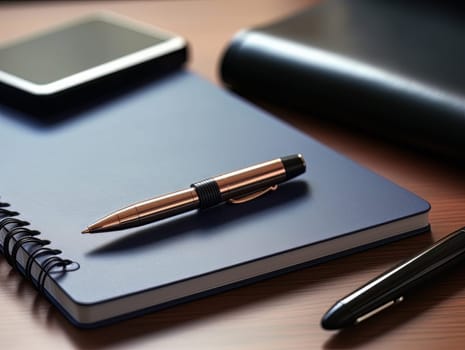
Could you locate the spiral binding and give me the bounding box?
[0,197,78,292]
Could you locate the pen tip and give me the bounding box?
[81,228,91,234]
[321,302,353,330]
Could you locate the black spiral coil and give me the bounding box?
[0,198,77,292]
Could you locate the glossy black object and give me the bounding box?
[322,227,465,329]
[221,0,465,159]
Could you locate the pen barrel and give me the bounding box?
[214,158,287,200]
[115,188,200,228]
[346,228,465,307]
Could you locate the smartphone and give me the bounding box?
[0,13,187,115]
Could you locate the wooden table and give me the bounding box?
[1,1,465,349]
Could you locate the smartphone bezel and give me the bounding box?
[0,13,187,96]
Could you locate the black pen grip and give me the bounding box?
[191,179,222,209]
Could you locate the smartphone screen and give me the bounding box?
[0,13,186,95]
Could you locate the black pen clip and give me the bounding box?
[228,185,278,204]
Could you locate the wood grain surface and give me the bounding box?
[1,1,465,349]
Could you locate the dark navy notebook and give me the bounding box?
[0,71,430,327]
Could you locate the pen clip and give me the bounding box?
[228,185,278,204]
[355,296,404,325]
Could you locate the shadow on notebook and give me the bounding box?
[0,68,180,129]
[87,180,311,255]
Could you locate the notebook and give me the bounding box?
[220,0,465,159]
[0,70,430,328]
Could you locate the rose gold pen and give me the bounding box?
[82,154,306,234]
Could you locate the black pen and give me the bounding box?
[321,226,465,330]
[82,154,306,233]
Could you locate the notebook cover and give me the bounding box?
[0,70,430,327]
[220,0,465,159]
